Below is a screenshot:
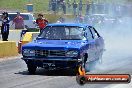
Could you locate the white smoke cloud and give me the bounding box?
[85,3,132,72]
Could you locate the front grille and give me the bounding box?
[35,50,66,57]
[35,50,48,57]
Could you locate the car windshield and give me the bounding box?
[38,26,86,40]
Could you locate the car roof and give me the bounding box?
[47,23,89,27]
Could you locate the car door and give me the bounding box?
[89,26,104,60]
[85,26,96,62]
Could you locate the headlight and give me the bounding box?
[66,51,78,57]
[23,49,35,56]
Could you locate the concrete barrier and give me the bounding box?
[0,41,18,58]
[18,32,39,53]
[0,30,39,54]
[22,32,39,42]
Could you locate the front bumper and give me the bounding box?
[21,57,82,68]
[21,57,82,62]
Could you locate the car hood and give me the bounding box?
[22,40,88,50]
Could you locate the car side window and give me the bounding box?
[89,27,100,39]
[85,27,93,41]
[21,14,29,20]
[28,14,34,20]
[8,14,29,21]
[8,14,17,21]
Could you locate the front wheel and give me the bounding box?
[74,56,87,74]
[27,61,37,74]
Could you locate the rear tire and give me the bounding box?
[27,61,37,74]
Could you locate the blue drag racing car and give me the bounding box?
[21,23,104,74]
